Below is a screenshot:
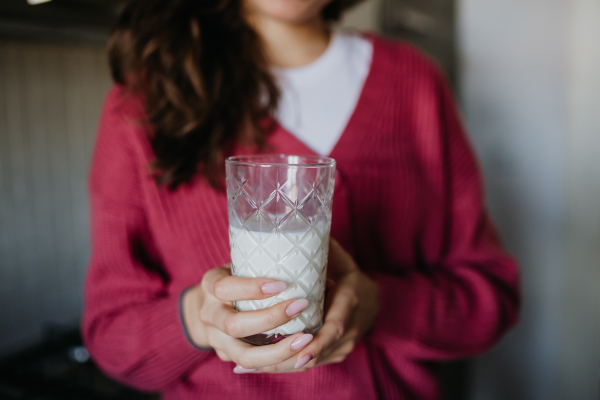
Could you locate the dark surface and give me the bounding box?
[0,325,470,400]
[0,0,123,43]
[441,360,471,400]
[0,327,158,400]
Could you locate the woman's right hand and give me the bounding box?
[182,266,314,373]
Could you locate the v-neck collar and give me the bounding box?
[270,33,380,159]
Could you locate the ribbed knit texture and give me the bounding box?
[82,34,520,400]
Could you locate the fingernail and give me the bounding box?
[261,281,287,295]
[290,334,313,351]
[286,299,309,317]
[233,365,257,374]
[294,354,313,369]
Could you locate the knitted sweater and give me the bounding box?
[82,34,520,400]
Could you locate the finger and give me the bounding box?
[327,239,359,279]
[315,338,355,366]
[202,266,288,302]
[211,298,310,338]
[296,290,357,362]
[232,332,314,371]
[324,272,360,313]
[323,283,358,335]
[212,275,288,302]
[255,353,306,373]
[207,331,260,373]
[297,320,343,363]
[248,331,357,374]
[201,265,232,294]
[215,349,231,362]
[256,349,318,373]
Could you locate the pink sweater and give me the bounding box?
[83,34,520,400]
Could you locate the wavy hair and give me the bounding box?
[109,0,362,189]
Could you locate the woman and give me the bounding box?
[82,0,520,398]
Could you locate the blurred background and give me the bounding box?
[0,0,598,399]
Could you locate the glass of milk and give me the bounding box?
[225,154,336,345]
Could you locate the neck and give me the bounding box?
[247,15,331,68]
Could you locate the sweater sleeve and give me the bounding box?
[82,87,210,391]
[367,67,521,361]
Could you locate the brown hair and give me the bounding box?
[109,0,362,190]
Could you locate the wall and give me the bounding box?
[0,41,111,355]
[560,0,600,397]
[340,0,382,33]
[458,0,600,399]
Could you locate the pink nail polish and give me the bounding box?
[294,354,313,369]
[233,365,257,374]
[290,334,313,351]
[286,299,309,317]
[261,281,288,295]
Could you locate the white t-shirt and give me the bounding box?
[273,30,373,156]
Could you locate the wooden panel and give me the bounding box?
[0,41,112,355]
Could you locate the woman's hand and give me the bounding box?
[182,267,315,373]
[254,238,381,373]
[182,238,380,374]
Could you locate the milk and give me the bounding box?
[229,222,329,339]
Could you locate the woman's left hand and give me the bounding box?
[250,238,381,373]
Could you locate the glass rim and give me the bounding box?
[225,154,335,167]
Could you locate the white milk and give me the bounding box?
[229,224,329,338]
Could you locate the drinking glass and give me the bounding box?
[226,154,336,345]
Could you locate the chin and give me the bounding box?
[249,0,332,24]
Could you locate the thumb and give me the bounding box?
[327,238,357,278]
